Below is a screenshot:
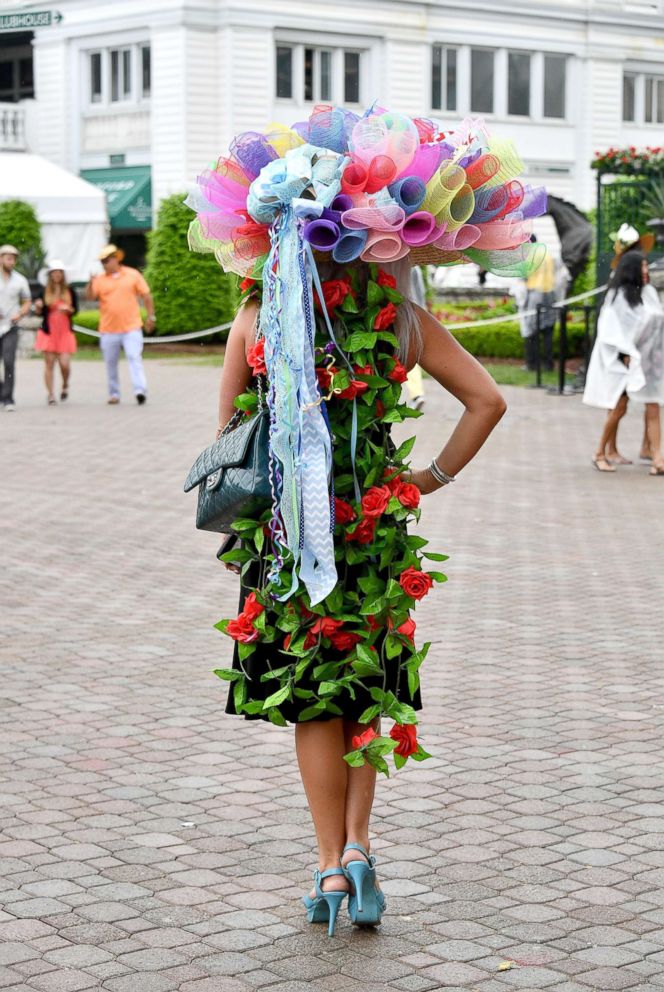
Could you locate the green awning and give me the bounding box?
[81,166,152,230]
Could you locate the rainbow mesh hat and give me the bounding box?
[187,105,547,605]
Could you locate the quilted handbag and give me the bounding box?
[183,408,271,533]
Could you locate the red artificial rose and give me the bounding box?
[366,614,382,631]
[374,302,398,330]
[330,630,363,652]
[304,629,318,650]
[353,363,374,377]
[390,723,418,757]
[311,616,345,638]
[239,277,256,293]
[337,379,369,401]
[397,617,416,642]
[316,365,337,391]
[393,481,421,509]
[283,633,292,651]
[247,339,267,376]
[345,517,376,545]
[227,613,259,643]
[376,400,385,418]
[243,592,264,621]
[388,360,408,384]
[361,485,391,518]
[317,279,352,312]
[399,567,434,600]
[384,469,401,491]
[352,727,378,749]
[334,498,356,525]
[377,270,397,289]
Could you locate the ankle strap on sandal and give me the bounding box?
[343,843,372,861]
[315,867,346,880]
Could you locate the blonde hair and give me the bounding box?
[44,271,71,307]
[315,258,423,363]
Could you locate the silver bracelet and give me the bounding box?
[428,459,455,486]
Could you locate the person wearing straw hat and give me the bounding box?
[34,259,78,405]
[85,244,155,405]
[0,244,32,411]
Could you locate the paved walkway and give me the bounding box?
[2,356,664,992]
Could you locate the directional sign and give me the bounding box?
[0,10,63,31]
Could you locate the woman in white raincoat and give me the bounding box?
[583,252,664,475]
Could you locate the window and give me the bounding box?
[90,51,102,103]
[471,48,494,114]
[344,51,360,104]
[275,44,363,105]
[141,46,151,99]
[431,45,457,112]
[645,74,664,123]
[544,55,566,119]
[0,35,35,103]
[623,73,636,122]
[87,44,150,107]
[276,46,292,99]
[508,51,530,116]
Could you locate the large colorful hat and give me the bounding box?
[187,105,547,605]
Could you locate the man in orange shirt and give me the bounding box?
[86,244,156,405]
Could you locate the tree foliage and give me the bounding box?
[144,194,238,337]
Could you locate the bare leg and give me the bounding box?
[58,354,71,396]
[645,404,664,473]
[44,353,56,401]
[641,411,652,459]
[295,719,349,893]
[342,719,377,857]
[605,394,630,463]
[594,396,628,471]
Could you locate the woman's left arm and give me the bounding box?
[408,305,507,495]
[216,301,258,435]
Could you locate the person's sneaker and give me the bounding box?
[107,397,120,405]
[136,393,146,405]
[4,402,15,411]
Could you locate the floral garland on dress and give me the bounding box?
[215,265,448,774]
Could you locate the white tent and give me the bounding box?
[0,151,108,282]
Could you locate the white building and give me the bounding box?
[1,0,664,262]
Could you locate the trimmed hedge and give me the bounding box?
[0,200,43,277]
[450,319,587,360]
[144,194,238,338]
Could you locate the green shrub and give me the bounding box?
[449,319,587,360]
[0,200,44,277]
[144,194,238,338]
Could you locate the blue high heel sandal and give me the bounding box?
[301,867,347,937]
[342,843,386,926]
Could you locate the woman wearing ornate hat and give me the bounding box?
[34,260,78,405]
[187,105,547,934]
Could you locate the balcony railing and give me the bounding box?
[0,104,26,151]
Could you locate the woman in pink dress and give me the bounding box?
[35,260,78,405]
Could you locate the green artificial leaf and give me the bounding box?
[263,685,290,709]
[343,749,366,768]
[233,679,247,711]
[233,393,258,412]
[237,642,256,661]
[267,707,288,727]
[253,611,266,633]
[367,753,390,777]
[324,584,344,614]
[427,571,448,583]
[299,702,327,721]
[340,294,360,313]
[358,575,385,596]
[383,286,403,304]
[352,659,384,678]
[385,578,403,599]
[366,280,383,306]
[214,619,230,634]
[393,436,417,462]
[293,688,315,699]
[368,736,398,757]
[357,704,381,724]
[213,668,240,682]
[346,331,377,352]
[394,751,407,770]
[384,634,403,659]
[231,518,259,534]
[407,670,420,698]
[411,745,432,762]
[318,681,341,696]
[254,527,265,553]
[364,305,381,332]
[381,408,404,424]
[422,551,450,562]
[376,330,399,347]
[406,535,429,550]
[324,701,343,715]
[242,700,265,715]
[389,701,419,724]
[218,548,254,564]
[360,594,386,615]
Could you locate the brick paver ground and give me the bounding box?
[2,355,664,992]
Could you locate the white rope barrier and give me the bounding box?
[71,284,608,341]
